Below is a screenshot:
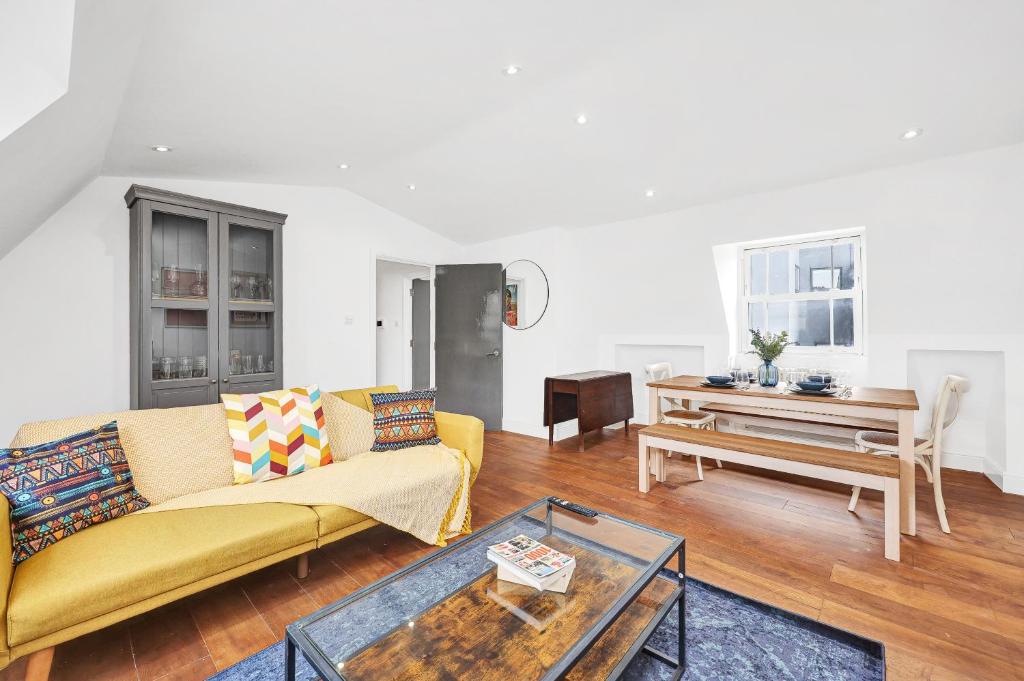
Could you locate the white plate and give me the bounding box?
[701,381,737,388]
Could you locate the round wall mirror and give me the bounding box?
[502,259,549,330]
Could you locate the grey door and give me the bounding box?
[411,278,431,390]
[434,264,503,430]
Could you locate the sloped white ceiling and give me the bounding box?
[0,1,75,143]
[4,0,1024,252]
[0,0,153,259]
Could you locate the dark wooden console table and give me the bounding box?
[544,370,634,451]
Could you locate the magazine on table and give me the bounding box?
[487,534,576,592]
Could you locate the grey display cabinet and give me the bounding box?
[126,185,286,409]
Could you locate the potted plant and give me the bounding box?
[748,329,790,387]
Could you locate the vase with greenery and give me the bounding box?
[748,329,790,387]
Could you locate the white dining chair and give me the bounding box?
[847,374,969,533]
[644,362,722,480]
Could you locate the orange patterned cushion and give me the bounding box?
[370,389,441,452]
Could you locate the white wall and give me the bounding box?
[459,143,1024,493]
[375,260,430,388]
[0,175,460,442]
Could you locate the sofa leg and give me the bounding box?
[26,646,54,681]
[296,553,309,579]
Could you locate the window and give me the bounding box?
[741,235,863,353]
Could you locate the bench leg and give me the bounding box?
[655,448,666,482]
[883,478,900,561]
[638,435,650,493]
[26,646,54,681]
[695,456,704,482]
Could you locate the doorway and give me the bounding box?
[374,258,433,390]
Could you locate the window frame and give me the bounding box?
[739,234,864,355]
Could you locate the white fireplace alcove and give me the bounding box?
[599,334,729,426]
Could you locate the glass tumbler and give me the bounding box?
[159,356,175,380]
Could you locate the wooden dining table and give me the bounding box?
[646,375,921,536]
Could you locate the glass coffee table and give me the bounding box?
[286,497,685,680]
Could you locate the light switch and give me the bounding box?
[344,316,354,325]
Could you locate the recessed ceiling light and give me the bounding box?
[645,189,656,198]
[576,114,588,125]
[503,64,521,76]
[900,128,923,141]
[407,184,416,191]
[151,145,172,152]
[338,163,350,170]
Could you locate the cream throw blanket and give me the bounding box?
[137,444,472,546]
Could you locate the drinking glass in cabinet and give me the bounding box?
[159,356,175,380]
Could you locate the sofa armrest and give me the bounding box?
[0,494,11,657]
[435,411,484,485]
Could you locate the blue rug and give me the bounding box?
[209,574,883,680]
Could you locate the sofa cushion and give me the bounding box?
[313,505,372,536]
[11,404,235,505]
[370,389,441,452]
[223,385,333,484]
[7,503,318,645]
[0,422,151,564]
[321,392,375,461]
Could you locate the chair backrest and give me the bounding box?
[644,362,673,382]
[929,374,970,455]
[644,362,679,416]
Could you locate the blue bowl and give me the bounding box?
[705,375,734,385]
[807,374,833,384]
[796,381,829,391]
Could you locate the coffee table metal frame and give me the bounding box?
[285,497,685,681]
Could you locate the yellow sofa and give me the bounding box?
[0,385,483,674]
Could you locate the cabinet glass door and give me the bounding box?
[220,214,282,395]
[141,201,219,408]
[150,210,212,301]
[227,311,275,378]
[228,223,275,303]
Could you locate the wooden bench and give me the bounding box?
[701,402,897,440]
[638,423,902,561]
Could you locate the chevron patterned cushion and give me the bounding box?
[223,384,333,484]
[0,422,151,565]
[370,389,442,452]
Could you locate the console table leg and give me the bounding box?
[285,637,296,681]
[678,542,686,674]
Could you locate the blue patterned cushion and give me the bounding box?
[370,389,442,452]
[0,421,150,564]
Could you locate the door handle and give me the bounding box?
[210,379,216,384]
[222,378,229,383]
[486,349,501,358]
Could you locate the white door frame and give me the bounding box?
[370,254,436,390]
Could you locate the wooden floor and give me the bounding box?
[3,427,1024,680]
